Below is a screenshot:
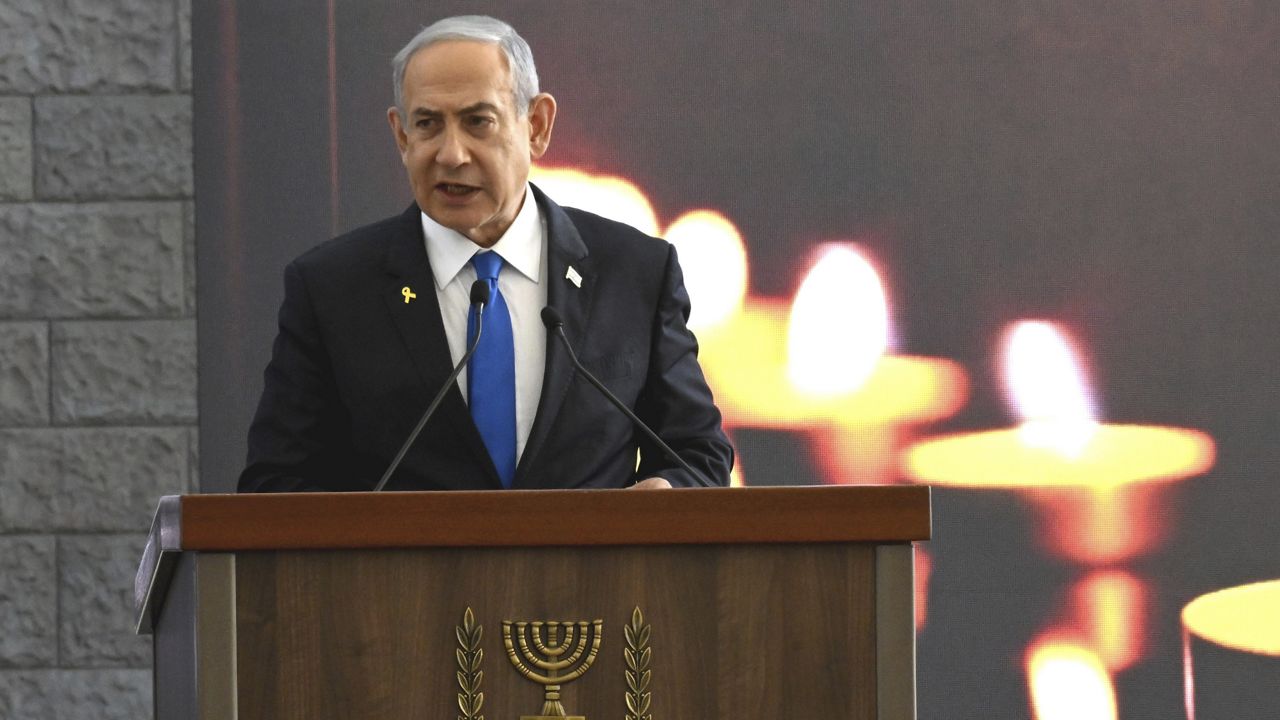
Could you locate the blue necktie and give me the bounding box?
[467,252,516,487]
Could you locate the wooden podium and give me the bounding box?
[135,486,929,719]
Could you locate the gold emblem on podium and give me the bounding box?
[623,608,652,720]
[502,619,603,720]
[456,607,653,720]
[456,608,486,720]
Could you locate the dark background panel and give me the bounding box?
[194,0,339,492]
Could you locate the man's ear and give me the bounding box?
[527,93,557,160]
[387,106,409,160]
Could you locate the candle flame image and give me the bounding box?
[1027,635,1118,720]
[787,244,890,396]
[1003,320,1099,458]
[664,209,749,332]
[904,317,1212,495]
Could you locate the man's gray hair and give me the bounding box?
[392,15,540,120]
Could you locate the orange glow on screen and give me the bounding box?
[729,462,745,488]
[786,244,889,396]
[1074,570,1148,671]
[915,547,931,631]
[700,301,963,426]
[664,209,748,332]
[904,424,1214,489]
[1049,486,1159,564]
[904,425,1213,563]
[1027,636,1118,720]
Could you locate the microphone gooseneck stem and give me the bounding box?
[373,302,485,492]
[550,324,715,488]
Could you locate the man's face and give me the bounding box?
[388,40,555,248]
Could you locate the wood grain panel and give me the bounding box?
[181,486,929,550]
[235,543,878,719]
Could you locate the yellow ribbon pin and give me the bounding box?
[401,286,417,304]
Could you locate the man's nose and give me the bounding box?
[435,126,469,167]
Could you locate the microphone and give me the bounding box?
[540,306,716,488]
[373,280,490,491]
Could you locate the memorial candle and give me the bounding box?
[903,320,1215,563]
[698,246,965,484]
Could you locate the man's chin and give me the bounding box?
[422,207,497,247]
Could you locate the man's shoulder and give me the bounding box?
[531,182,668,255]
[560,204,653,239]
[557,203,671,263]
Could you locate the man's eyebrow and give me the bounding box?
[459,102,500,115]
[409,102,500,118]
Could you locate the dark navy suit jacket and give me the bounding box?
[238,185,733,492]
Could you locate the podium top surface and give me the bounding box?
[135,486,928,633]
[156,485,930,552]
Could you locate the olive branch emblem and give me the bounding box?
[624,607,652,720]
[456,607,484,720]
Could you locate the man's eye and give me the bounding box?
[468,116,496,128]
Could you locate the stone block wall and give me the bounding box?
[0,0,194,715]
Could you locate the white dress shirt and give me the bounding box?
[421,185,547,463]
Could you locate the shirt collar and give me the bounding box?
[421,184,544,289]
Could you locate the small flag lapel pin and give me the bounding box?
[566,266,583,288]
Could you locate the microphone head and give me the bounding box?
[469,279,490,306]
[541,306,564,329]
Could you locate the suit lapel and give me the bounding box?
[381,207,452,387]
[381,204,502,489]
[516,185,595,487]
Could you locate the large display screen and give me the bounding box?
[195,2,1280,717]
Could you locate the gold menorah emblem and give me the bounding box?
[502,619,603,720]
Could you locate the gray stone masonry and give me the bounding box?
[0,0,175,93]
[58,535,151,667]
[179,0,192,92]
[0,428,188,533]
[52,320,197,424]
[0,96,32,200]
[0,669,151,719]
[0,202,185,318]
[35,95,192,200]
[0,536,57,668]
[0,1,193,714]
[0,322,49,426]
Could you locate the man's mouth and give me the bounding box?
[437,182,480,197]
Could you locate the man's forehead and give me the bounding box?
[405,40,513,91]
[401,43,518,116]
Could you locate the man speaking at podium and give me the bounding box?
[238,16,732,493]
